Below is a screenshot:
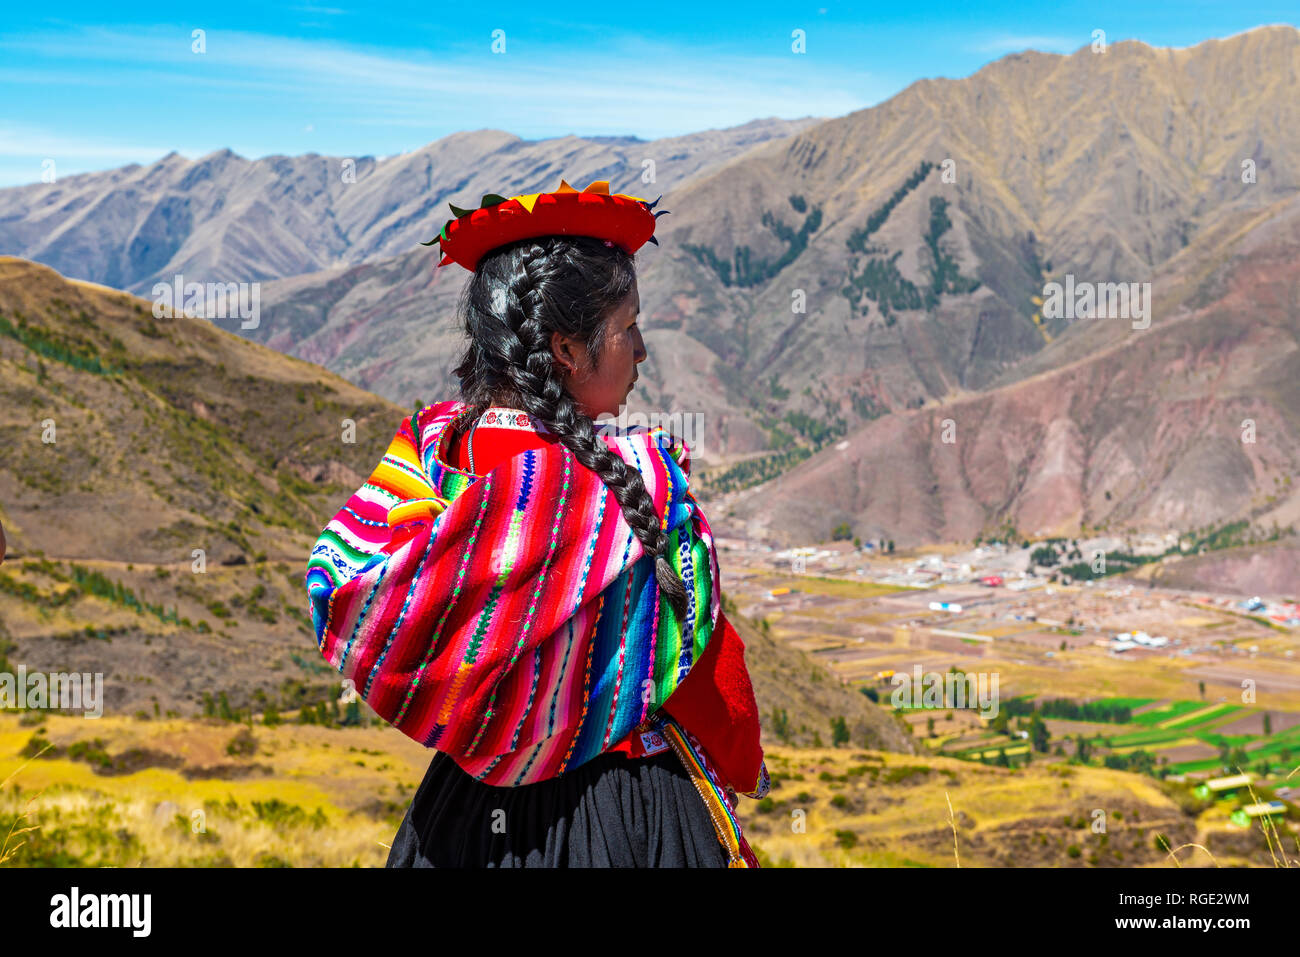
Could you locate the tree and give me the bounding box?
[1074,734,1091,763]
[771,707,791,742]
[830,715,850,747]
[1263,712,1272,736]
[1198,680,1206,700]
[1029,713,1050,753]
[926,716,936,738]
[1128,750,1156,776]
[996,749,1010,767]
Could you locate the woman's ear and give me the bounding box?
[550,330,582,377]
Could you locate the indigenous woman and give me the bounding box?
[305,179,768,867]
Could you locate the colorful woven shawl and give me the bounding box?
[305,400,727,786]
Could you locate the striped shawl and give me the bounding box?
[305,400,727,786]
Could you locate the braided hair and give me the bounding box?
[450,235,690,620]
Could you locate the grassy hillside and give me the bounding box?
[0,256,403,564]
[739,744,1298,868]
[0,256,406,720]
[4,710,1291,868]
[726,598,917,755]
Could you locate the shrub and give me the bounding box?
[226,727,257,757]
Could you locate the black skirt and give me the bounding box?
[385,747,730,868]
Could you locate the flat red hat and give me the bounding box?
[421,178,669,272]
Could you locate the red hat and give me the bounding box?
[421,178,669,272]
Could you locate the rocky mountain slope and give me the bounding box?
[724,187,1300,546]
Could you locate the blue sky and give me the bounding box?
[1,2,1296,187]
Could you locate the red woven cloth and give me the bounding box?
[448,411,764,794]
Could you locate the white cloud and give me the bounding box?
[0,24,878,136]
[0,124,176,161]
[966,34,1081,55]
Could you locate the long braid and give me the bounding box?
[451,237,690,620]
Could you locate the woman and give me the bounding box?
[305,180,768,867]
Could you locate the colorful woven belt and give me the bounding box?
[641,712,760,868]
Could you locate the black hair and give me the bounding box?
[450,234,689,620]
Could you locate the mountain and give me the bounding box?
[0,118,822,296]
[722,186,1300,547]
[224,26,1300,466]
[0,257,907,745]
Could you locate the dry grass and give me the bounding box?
[0,712,429,867]
[741,745,1297,868]
[3,714,1297,868]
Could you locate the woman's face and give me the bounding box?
[551,283,646,420]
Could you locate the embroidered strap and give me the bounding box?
[642,712,760,868]
[473,407,555,434]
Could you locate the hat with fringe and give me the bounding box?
[420,178,669,271]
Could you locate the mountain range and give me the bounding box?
[3,26,1299,549]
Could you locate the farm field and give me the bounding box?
[716,545,1300,815]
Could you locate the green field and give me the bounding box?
[1132,701,1206,726]
[935,696,1300,785]
[1162,704,1243,730]
[1091,697,1157,711]
[1105,729,1186,748]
